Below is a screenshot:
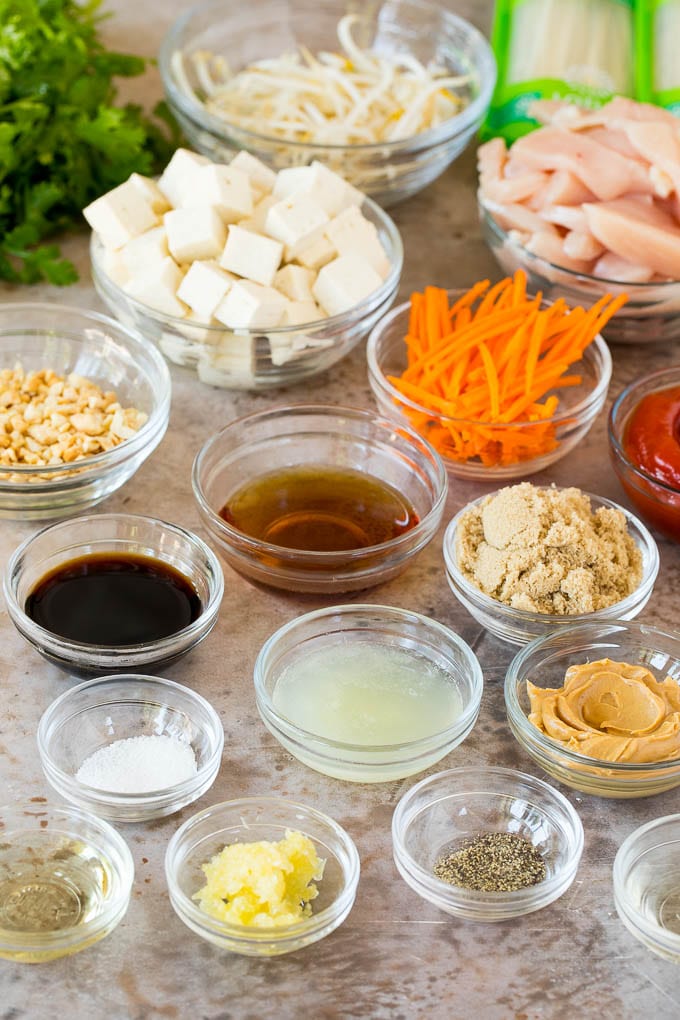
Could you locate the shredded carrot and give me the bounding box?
[387,270,626,468]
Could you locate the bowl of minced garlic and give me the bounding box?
[165,797,360,955]
[443,481,659,645]
[505,620,680,798]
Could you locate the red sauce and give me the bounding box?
[622,385,680,541]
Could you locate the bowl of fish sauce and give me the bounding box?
[192,404,448,594]
[609,367,680,543]
[3,513,224,675]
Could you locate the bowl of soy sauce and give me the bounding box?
[3,513,224,675]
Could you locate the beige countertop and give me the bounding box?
[1,2,679,1017]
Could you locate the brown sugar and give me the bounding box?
[455,483,643,614]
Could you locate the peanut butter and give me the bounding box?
[527,659,680,763]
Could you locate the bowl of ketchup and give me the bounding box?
[609,368,680,543]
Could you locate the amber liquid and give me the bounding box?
[25,553,202,646]
[219,465,420,551]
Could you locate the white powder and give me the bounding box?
[75,734,198,794]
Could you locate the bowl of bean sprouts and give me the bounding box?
[160,0,496,206]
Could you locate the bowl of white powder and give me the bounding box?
[37,674,224,822]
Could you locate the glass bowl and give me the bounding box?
[37,675,225,822]
[159,0,496,207]
[0,303,170,519]
[367,291,612,480]
[505,621,680,798]
[3,513,224,675]
[165,797,360,956]
[609,367,680,544]
[90,192,402,391]
[613,815,680,963]
[392,766,584,922]
[0,800,134,963]
[253,603,483,782]
[480,201,680,346]
[442,489,659,646]
[192,403,447,594]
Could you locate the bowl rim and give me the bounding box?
[443,487,660,626]
[192,401,448,568]
[613,812,680,947]
[391,764,585,904]
[3,512,225,658]
[90,193,404,333]
[159,0,497,156]
[36,674,225,802]
[0,799,134,950]
[367,289,613,429]
[479,198,680,291]
[253,602,484,754]
[609,366,680,498]
[0,302,171,484]
[164,795,361,942]
[504,620,680,774]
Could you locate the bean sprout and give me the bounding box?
[171,14,473,145]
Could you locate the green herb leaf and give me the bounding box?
[0,0,177,285]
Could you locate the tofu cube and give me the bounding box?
[220,225,283,286]
[120,225,169,275]
[230,151,277,195]
[83,180,159,250]
[273,264,316,302]
[189,165,253,223]
[124,256,188,318]
[325,205,391,278]
[273,161,363,216]
[177,310,225,344]
[157,148,211,207]
[159,331,203,366]
[177,260,235,319]
[269,333,333,366]
[164,206,227,263]
[129,173,172,214]
[295,236,337,271]
[101,248,131,287]
[265,195,329,259]
[198,335,256,387]
[249,195,278,232]
[280,299,323,326]
[214,280,287,329]
[312,255,383,316]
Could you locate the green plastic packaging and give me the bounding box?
[636,1,680,112]
[482,0,635,140]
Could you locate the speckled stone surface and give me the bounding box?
[1,3,679,1017]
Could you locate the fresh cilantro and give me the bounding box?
[0,0,178,284]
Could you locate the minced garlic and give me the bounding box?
[193,829,325,928]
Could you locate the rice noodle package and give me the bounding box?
[483,0,635,140]
[636,1,680,113]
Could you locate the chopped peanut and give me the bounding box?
[0,365,147,482]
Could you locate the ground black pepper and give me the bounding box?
[433,831,546,892]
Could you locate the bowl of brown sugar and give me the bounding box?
[443,482,659,645]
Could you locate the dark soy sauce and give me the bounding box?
[25,553,202,646]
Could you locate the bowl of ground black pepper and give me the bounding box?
[443,482,659,646]
[3,513,224,675]
[392,766,584,921]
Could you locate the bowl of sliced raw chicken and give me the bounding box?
[478,96,680,345]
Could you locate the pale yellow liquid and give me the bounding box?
[272,641,463,755]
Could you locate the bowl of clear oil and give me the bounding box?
[0,801,134,963]
[254,604,483,782]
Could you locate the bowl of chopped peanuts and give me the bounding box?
[0,304,171,519]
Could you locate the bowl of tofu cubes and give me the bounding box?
[87,149,403,390]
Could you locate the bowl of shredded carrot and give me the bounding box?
[366,271,618,479]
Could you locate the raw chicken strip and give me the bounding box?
[512,127,651,201]
[592,252,655,283]
[620,121,680,197]
[485,172,549,204]
[539,205,589,232]
[477,137,507,186]
[584,197,680,278]
[483,198,558,237]
[563,231,606,261]
[527,170,595,210]
[525,231,595,274]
